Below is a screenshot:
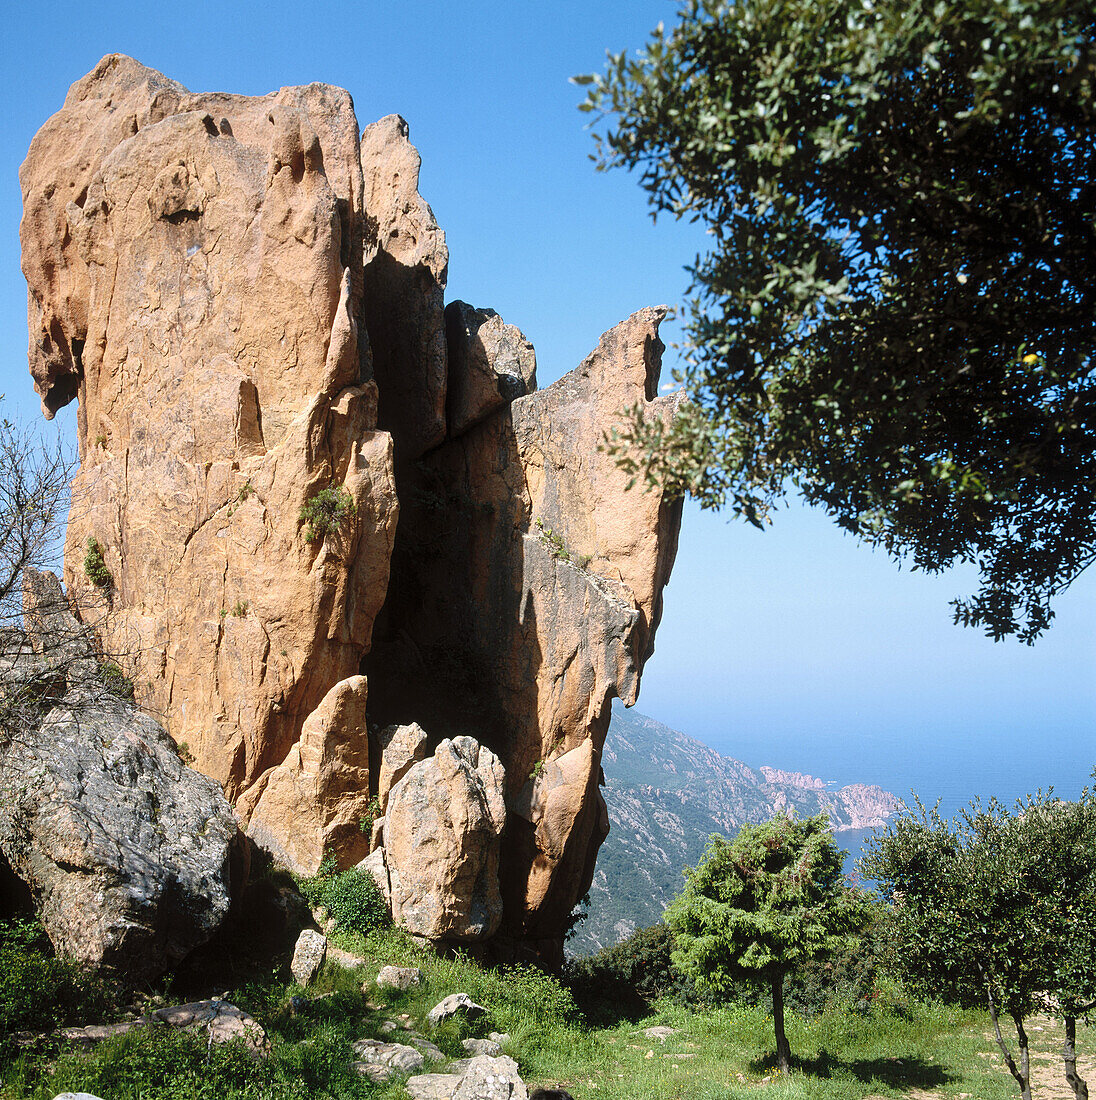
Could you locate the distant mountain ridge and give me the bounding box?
[569,705,897,956]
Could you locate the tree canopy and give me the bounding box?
[581,0,1096,642]
[861,789,1096,1099]
[664,814,861,1072]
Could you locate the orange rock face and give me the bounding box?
[20,57,398,826]
[22,57,681,958]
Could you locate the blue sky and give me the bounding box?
[1,1,1092,816]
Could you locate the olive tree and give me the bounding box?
[664,814,862,1073]
[861,789,1096,1100]
[580,0,1096,642]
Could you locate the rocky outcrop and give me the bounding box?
[21,57,682,963]
[445,301,537,437]
[0,570,243,984]
[364,306,681,961]
[20,54,399,808]
[385,738,507,942]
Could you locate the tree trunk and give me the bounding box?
[985,981,1031,1100]
[1064,1015,1090,1099]
[771,970,791,1074]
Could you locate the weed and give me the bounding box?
[358,796,382,835]
[98,659,135,701]
[94,433,107,448]
[83,537,114,589]
[529,758,545,781]
[174,740,195,766]
[299,485,356,544]
[534,517,571,562]
[232,600,249,618]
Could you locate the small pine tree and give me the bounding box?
[665,814,862,1073]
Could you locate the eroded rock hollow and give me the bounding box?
[20,55,681,964]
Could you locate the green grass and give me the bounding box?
[1,926,1088,1099]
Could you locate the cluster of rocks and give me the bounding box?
[14,53,681,973]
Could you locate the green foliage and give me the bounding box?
[567,922,698,1019]
[296,858,389,938]
[357,796,382,834]
[861,787,1096,1097]
[0,919,113,1052]
[534,517,571,563]
[83,536,113,589]
[98,659,135,701]
[666,815,863,995]
[665,814,865,1069]
[231,599,249,618]
[298,485,356,545]
[583,0,1096,642]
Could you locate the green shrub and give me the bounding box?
[358,796,382,835]
[298,485,356,544]
[567,921,697,1017]
[296,858,389,938]
[83,537,113,589]
[0,919,113,1048]
[99,659,135,701]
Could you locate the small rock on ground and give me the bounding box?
[642,1025,678,1041]
[453,1054,527,1099]
[350,1038,425,1074]
[427,992,486,1026]
[291,929,327,986]
[463,1037,502,1056]
[405,1073,466,1100]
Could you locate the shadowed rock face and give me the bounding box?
[21,56,682,963]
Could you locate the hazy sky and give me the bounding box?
[2,0,1092,816]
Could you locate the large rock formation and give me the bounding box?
[20,57,681,964]
[0,570,243,984]
[20,54,399,809]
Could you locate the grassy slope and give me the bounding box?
[4,928,1088,1100]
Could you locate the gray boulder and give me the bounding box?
[291,929,327,986]
[453,1055,528,1100]
[427,992,487,1027]
[377,964,422,990]
[0,570,243,985]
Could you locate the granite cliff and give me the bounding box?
[17,56,681,966]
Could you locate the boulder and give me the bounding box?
[386,738,506,941]
[351,1038,425,1075]
[361,114,448,461]
[453,1055,528,1100]
[426,992,487,1027]
[359,845,392,905]
[377,721,429,810]
[377,964,422,990]
[290,928,327,986]
[242,676,373,874]
[406,1073,466,1100]
[0,574,242,985]
[445,301,537,437]
[463,1038,502,1057]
